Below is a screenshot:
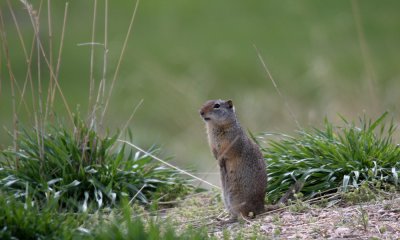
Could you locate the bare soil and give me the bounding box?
[166,192,400,239]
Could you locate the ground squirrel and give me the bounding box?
[199,99,267,221]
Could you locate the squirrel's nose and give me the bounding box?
[200,110,205,116]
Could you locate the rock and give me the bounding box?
[334,227,351,237]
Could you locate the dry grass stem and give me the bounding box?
[6,0,35,117]
[95,0,109,127]
[119,98,144,138]
[351,0,377,101]
[254,44,301,129]
[49,2,69,117]
[118,139,221,190]
[0,8,19,168]
[100,0,140,124]
[20,0,74,125]
[88,0,98,114]
[129,185,146,204]
[44,0,53,121]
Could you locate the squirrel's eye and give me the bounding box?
[213,103,220,109]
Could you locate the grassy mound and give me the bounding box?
[0,116,193,210]
[264,112,400,203]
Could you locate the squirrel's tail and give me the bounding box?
[278,181,304,204]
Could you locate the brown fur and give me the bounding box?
[200,99,267,220]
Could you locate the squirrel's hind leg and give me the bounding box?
[216,217,238,225]
[217,215,238,226]
[216,213,238,225]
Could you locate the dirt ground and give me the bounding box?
[167,192,400,239]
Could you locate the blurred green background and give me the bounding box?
[1,1,400,186]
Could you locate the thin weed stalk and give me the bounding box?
[253,44,301,129]
[351,0,377,103]
[20,0,74,125]
[88,0,98,115]
[20,0,42,121]
[0,9,19,168]
[45,0,53,121]
[0,44,1,96]
[119,139,221,190]
[49,2,69,118]
[6,0,34,117]
[34,2,45,164]
[96,0,109,128]
[100,0,140,125]
[118,99,144,139]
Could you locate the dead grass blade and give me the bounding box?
[118,139,221,190]
[253,44,301,129]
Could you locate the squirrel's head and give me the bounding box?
[199,99,236,126]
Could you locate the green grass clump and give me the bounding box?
[0,191,84,239]
[0,115,193,210]
[0,191,209,240]
[88,202,210,240]
[263,112,400,202]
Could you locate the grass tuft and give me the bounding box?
[263,112,400,203]
[89,201,210,240]
[0,191,210,240]
[0,114,193,210]
[0,191,84,239]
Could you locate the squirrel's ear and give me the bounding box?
[226,100,233,109]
